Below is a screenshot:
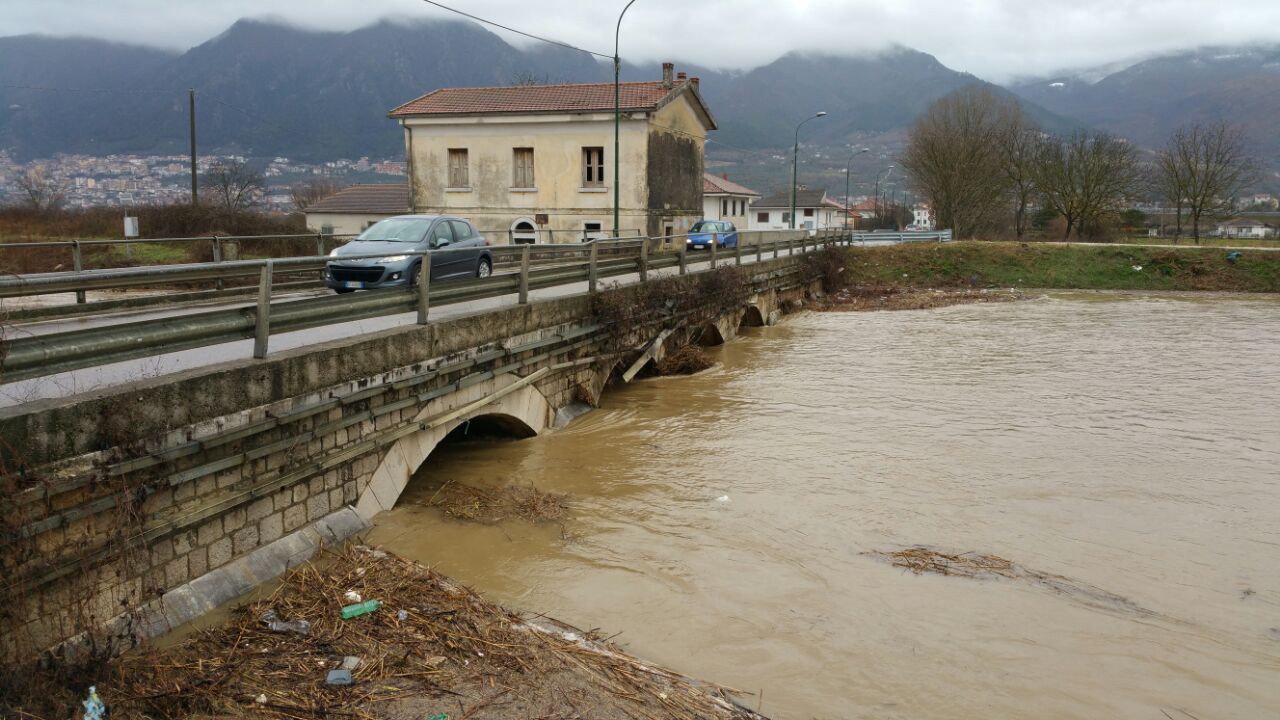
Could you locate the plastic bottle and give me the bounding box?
[340,599,382,619]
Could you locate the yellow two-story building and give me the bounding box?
[388,64,716,243]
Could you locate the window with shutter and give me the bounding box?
[513,148,535,188]
[447,149,468,187]
[757,212,768,223]
[582,147,604,187]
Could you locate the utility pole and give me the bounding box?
[189,88,198,206]
[844,147,868,232]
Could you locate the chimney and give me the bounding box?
[662,62,674,88]
[676,71,687,82]
[690,76,699,92]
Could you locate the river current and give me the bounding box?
[366,292,1280,719]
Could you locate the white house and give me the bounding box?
[1216,218,1276,239]
[749,188,841,232]
[304,184,409,236]
[911,204,935,230]
[702,173,759,226]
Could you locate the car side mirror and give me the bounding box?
[433,238,450,248]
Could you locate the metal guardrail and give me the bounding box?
[850,230,952,243]
[0,228,953,383]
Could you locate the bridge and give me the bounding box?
[0,228,950,662]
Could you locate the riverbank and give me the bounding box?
[844,241,1280,292]
[816,286,1028,311]
[7,546,764,720]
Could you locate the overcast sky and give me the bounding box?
[5,0,1280,82]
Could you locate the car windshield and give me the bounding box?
[691,221,725,233]
[357,218,432,243]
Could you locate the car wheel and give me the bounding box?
[476,257,492,278]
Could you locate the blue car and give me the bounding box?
[686,220,739,249]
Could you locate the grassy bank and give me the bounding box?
[845,241,1280,293]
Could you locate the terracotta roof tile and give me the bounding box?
[305,184,409,214]
[702,173,759,197]
[390,81,678,117]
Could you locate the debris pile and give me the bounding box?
[871,546,1167,621]
[42,546,762,720]
[428,481,567,524]
[656,345,715,376]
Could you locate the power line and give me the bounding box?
[0,83,177,95]
[418,0,612,59]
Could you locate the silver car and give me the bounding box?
[324,214,493,293]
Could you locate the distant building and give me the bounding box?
[702,173,759,226]
[1215,217,1276,239]
[750,188,841,232]
[304,184,410,236]
[389,63,716,243]
[912,204,935,230]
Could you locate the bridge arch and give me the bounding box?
[354,373,552,519]
[739,305,766,328]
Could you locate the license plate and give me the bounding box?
[342,281,364,289]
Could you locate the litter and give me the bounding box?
[340,656,361,671]
[255,694,267,704]
[260,610,311,635]
[397,609,409,621]
[343,590,362,603]
[714,495,730,503]
[325,669,353,686]
[340,599,382,619]
[82,686,106,720]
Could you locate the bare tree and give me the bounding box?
[13,165,68,211]
[900,86,1012,239]
[289,178,341,212]
[202,159,266,215]
[1154,141,1188,242]
[996,103,1041,240]
[1157,122,1256,244]
[1034,131,1142,240]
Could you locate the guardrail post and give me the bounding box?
[315,232,325,257]
[678,238,687,275]
[253,261,273,359]
[518,244,530,304]
[416,253,431,324]
[212,236,225,291]
[71,240,85,304]
[709,233,718,270]
[638,239,649,282]
[755,237,762,263]
[588,241,599,292]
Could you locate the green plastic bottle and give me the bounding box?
[340,599,381,619]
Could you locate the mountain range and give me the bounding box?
[2,19,1278,183]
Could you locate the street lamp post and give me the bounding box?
[874,164,895,229]
[613,0,639,239]
[790,111,827,229]
[843,147,869,232]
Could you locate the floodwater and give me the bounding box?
[365,292,1280,719]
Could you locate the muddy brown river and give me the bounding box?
[366,292,1280,719]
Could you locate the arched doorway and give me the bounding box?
[512,219,537,245]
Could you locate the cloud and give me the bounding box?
[4,0,1280,81]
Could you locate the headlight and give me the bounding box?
[328,248,340,257]
[378,255,409,263]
